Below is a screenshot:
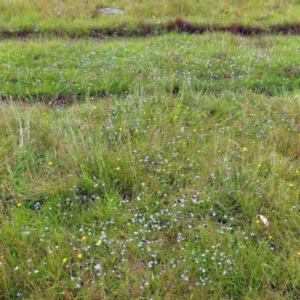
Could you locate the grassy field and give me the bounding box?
[1,34,300,99]
[1,0,300,36]
[1,1,300,300]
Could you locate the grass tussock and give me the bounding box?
[1,89,300,299]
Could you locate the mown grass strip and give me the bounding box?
[2,19,300,39]
[1,33,300,101]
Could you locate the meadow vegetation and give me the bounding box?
[1,1,300,299]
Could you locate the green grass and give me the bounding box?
[1,88,300,299]
[2,2,300,299]
[1,0,300,36]
[1,33,300,100]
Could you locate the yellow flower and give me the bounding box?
[257,163,262,168]
[116,167,120,171]
[268,235,273,240]
[242,147,247,151]
[82,236,87,241]
[17,203,22,207]
[96,239,102,246]
[93,106,97,109]
[255,220,260,224]
[77,253,83,259]
[62,258,67,264]
[48,161,53,166]
[289,183,294,188]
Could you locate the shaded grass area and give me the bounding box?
[1,33,300,101]
[1,90,300,299]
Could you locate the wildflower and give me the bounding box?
[116,167,120,171]
[296,170,299,174]
[77,253,83,259]
[118,127,122,131]
[17,203,22,207]
[255,220,260,224]
[257,163,262,168]
[82,236,87,241]
[289,183,294,187]
[48,161,53,166]
[268,235,273,240]
[242,147,247,151]
[193,129,197,132]
[296,251,300,257]
[93,106,97,109]
[62,258,68,264]
[96,239,102,246]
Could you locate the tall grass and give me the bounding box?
[1,88,300,298]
